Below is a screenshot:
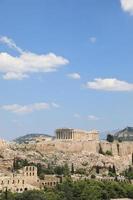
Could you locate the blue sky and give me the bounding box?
[0,0,133,140]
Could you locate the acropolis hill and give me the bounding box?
[0,127,133,176]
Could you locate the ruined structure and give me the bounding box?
[0,126,133,191]
[55,128,99,141]
[0,166,60,193]
[14,128,133,157]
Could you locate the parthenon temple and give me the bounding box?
[55,128,99,141]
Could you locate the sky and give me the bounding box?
[0,0,133,140]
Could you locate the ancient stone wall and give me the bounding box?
[35,140,99,154]
[100,141,133,156]
[16,138,133,157]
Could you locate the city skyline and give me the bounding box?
[0,0,133,140]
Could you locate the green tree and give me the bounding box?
[112,165,116,174]
[107,134,114,143]
[15,190,46,200]
[0,191,15,200]
[81,185,102,200]
[63,163,70,176]
[105,150,112,156]
[99,144,104,155]
[54,166,63,175]
[75,168,86,175]
[71,163,74,174]
[96,166,100,174]
[44,190,60,200]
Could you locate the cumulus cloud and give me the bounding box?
[85,78,133,91]
[0,36,69,80]
[89,37,97,43]
[67,73,81,80]
[1,102,50,114]
[120,0,133,15]
[88,115,99,121]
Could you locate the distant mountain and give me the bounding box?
[114,127,133,141]
[13,133,53,144]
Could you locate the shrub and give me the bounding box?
[105,150,113,156]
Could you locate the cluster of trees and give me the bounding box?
[106,134,123,143]
[1,178,133,200]
[13,158,29,170]
[12,158,72,178]
[37,163,71,179]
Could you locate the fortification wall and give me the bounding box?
[117,142,133,156]
[35,140,99,154]
[36,142,56,153]
[100,141,118,155]
[100,141,133,156]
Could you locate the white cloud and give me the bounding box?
[1,102,50,114]
[0,36,69,80]
[85,78,133,91]
[120,0,133,15]
[51,102,60,108]
[88,115,99,121]
[74,113,81,118]
[3,72,29,80]
[0,36,23,53]
[67,73,81,80]
[89,37,97,43]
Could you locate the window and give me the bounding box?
[22,180,24,184]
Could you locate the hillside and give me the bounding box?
[114,127,133,141]
[13,133,53,144]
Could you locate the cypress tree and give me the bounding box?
[71,163,74,174]
[112,165,116,174]
[108,165,112,173]
[132,153,133,165]
[96,166,100,174]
